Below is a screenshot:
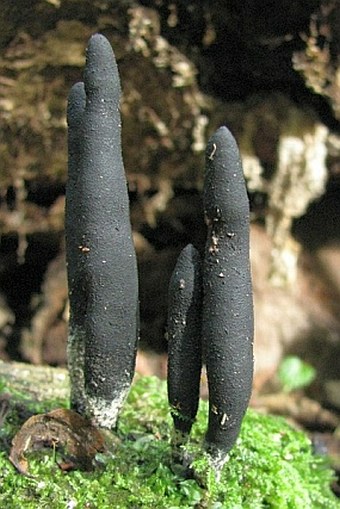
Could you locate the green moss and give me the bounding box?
[0,376,338,508]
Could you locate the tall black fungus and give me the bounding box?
[167,244,202,446]
[202,127,254,472]
[66,33,253,474]
[65,34,139,429]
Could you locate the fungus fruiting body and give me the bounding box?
[166,127,254,474]
[202,127,254,471]
[66,34,139,429]
[167,244,202,445]
[66,34,253,474]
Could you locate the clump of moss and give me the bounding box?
[0,376,338,508]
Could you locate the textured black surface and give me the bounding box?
[66,82,86,332]
[202,126,254,457]
[167,244,202,435]
[66,34,139,407]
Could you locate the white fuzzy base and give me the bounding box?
[67,325,130,428]
[206,446,230,481]
[85,385,130,429]
[67,326,86,413]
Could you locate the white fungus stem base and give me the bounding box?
[85,386,130,429]
[67,326,86,414]
[206,445,230,481]
[68,325,130,429]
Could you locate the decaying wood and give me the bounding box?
[9,408,105,475]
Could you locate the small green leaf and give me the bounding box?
[278,356,316,392]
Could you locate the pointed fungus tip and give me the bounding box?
[67,82,86,126]
[180,243,201,265]
[85,32,116,71]
[207,125,238,154]
[84,33,120,102]
[85,34,118,74]
[87,33,113,54]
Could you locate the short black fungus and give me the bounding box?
[167,244,202,447]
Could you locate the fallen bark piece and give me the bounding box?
[9,408,105,476]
